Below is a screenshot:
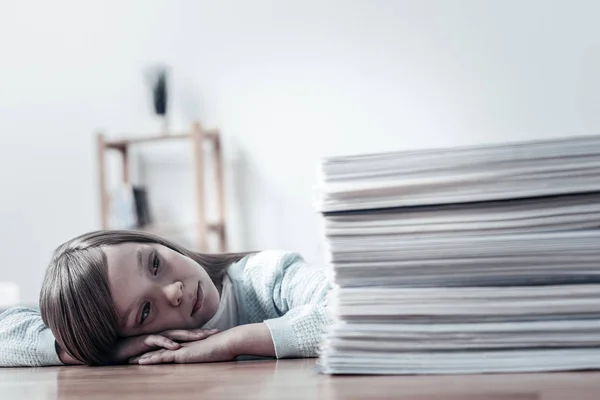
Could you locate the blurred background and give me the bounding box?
[1,0,600,307]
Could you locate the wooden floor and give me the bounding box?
[1,359,600,399]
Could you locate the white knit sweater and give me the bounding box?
[0,250,332,367]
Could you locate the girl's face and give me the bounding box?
[103,242,220,337]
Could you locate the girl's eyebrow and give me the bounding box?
[121,299,141,331]
[119,248,145,330]
[137,247,144,273]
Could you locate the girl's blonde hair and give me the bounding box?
[39,230,250,365]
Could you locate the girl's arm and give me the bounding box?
[130,323,275,365]
[227,323,275,357]
[257,251,333,358]
[0,307,217,367]
[0,307,63,367]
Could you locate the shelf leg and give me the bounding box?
[213,131,227,252]
[192,123,208,252]
[121,146,130,184]
[97,132,109,229]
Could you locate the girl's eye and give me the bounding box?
[152,253,160,275]
[141,302,151,324]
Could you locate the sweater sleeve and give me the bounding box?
[0,307,63,367]
[244,251,333,359]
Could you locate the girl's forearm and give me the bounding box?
[226,323,276,358]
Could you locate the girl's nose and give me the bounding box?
[163,281,183,307]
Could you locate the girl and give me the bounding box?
[0,230,332,367]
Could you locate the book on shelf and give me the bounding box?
[109,184,153,230]
[316,135,600,374]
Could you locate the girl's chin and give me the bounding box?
[197,305,219,326]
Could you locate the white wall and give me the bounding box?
[1,0,600,305]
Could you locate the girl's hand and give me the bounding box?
[129,330,234,365]
[113,328,219,364]
[129,323,275,365]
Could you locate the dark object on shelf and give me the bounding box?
[153,69,168,116]
[133,186,152,228]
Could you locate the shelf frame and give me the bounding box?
[96,123,227,252]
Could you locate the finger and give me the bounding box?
[138,349,176,365]
[129,356,142,365]
[161,329,219,342]
[189,328,219,334]
[143,335,181,351]
[128,353,157,364]
[129,349,164,365]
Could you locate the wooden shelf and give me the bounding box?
[105,130,219,150]
[96,122,227,252]
[137,222,224,235]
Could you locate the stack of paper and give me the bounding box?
[317,135,600,374]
